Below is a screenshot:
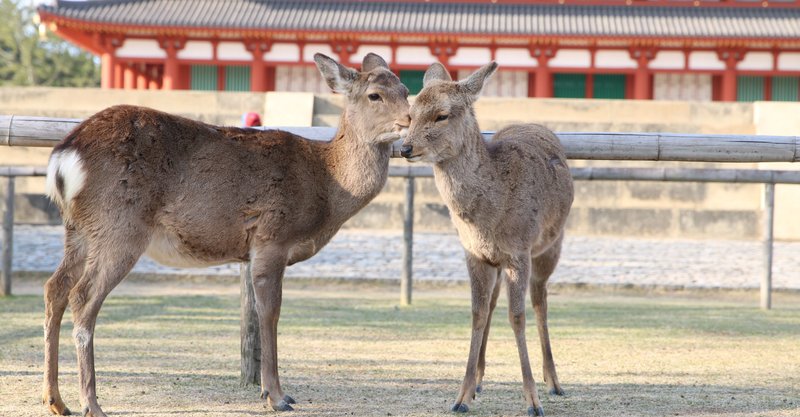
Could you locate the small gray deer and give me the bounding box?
[400,62,573,416]
[42,53,409,416]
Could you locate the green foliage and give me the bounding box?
[0,0,100,87]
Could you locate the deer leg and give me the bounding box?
[43,228,87,416]
[506,255,545,417]
[69,232,147,417]
[249,245,294,411]
[452,255,497,413]
[531,237,565,396]
[475,269,502,395]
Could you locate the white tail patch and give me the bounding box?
[46,150,87,211]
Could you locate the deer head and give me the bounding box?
[314,53,410,144]
[400,61,498,163]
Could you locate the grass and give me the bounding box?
[1,280,799,417]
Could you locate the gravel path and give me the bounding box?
[10,225,800,289]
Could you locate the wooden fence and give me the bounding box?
[2,115,799,386]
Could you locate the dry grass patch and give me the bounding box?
[1,281,798,416]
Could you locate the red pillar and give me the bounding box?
[147,65,160,90]
[529,46,554,98]
[721,62,737,102]
[101,52,116,89]
[123,64,136,90]
[113,63,123,89]
[718,50,742,102]
[633,57,651,100]
[163,54,179,90]
[136,64,148,90]
[630,49,655,100]
[534,57,552,98]
[160,39,184,90]
[247,41,271,92]
[251,58,265,91]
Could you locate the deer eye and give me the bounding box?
[435,114,449,122]
[368,93,382,102]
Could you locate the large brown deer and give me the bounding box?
[399,62,573,416]
[42,53,410,417]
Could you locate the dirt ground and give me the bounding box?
[1,277,798,417]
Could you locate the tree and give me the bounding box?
[0,0,100,87]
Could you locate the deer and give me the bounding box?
[399,62,574,416]
[41,52,410,417]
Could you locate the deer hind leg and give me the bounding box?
[506,255,545,417]
[531,235,565,396]
[43,227,87,416]
[475,268,502,395]
[249,244,295,411]
[69,228,148,417]
[452,254,497,413]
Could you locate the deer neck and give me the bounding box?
[325,114,392,220]
[433,124,495,216]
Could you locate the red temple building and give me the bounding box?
[37,0,800,101]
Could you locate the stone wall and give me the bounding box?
[1,87,799,240]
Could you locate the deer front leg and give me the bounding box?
[250,246,295,411]
[452,255,497,413]
[506,255,544,416]
[475,269,502,395]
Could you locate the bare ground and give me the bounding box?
[1,277,798,417]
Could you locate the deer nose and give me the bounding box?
[400,145,413,158]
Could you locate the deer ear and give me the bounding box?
[362,53,389,72]
[314,53,358,94]
[459,61,498,98]
[423,62,452,87]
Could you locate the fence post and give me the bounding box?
[761,183,775,310]
[1,176,14,297]
[240,261,260,386]
[401,176,415,306]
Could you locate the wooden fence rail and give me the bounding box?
[3,115,800,162]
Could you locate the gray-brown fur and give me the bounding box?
[401,62,574,416]
[41,53,409,417]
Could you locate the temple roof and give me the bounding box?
[38,0,800,40]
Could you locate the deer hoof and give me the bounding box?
[528,405,545,416]
[272,400,294,412]
[283,395,296,404]
[548,387,565,396]
[49,406,72,416]
[260,390,269,400]
[80,406,107,417]
[451,403,469,413]
[475,384,482,394]
[44,397,71,415]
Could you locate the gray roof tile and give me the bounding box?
[38,0,800,40]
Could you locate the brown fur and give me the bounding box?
[42,53,410,416]
[401,62,574,416]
